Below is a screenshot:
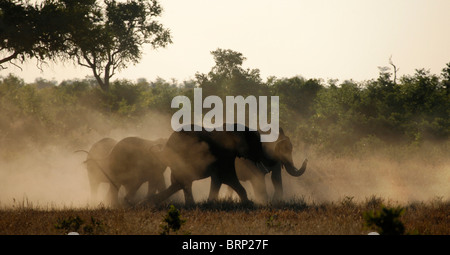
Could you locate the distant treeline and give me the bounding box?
[1,50,449,155]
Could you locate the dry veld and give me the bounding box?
[0,198,449,235]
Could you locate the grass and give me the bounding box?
[0,197,448,235]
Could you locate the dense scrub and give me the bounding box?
[1,60,449,158]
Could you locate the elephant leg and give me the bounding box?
[150,182,183,205]
[183,183,195,206]
[153,173,167,195]
[208,175,222,202]
[271,164,283,201]
[221,162,249,203]
[147,175,166,198]
[156,177,167,194]
[124,182,142,206]
[225,178,249,203]
[88,179,100,204]
[147,172,166,197]
[251,174,268,203]
[107,184,120,208]
[147,180,157,197]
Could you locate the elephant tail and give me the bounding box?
[74,149,121,192]
[74,150,91,164]
[84,156,121,192]
[74,150,110,164]
[74,149,89,154]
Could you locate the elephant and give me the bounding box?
[233,128,308,202]
[106,136,168,206]
[80,137,167,207]
[147,123,305,206]
[80,137,117,203]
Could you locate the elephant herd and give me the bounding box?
[79,124,308,207]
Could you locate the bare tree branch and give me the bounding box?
[389,55,399,84]
[0,51,20,66]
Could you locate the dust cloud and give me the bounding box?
[0,111,174,208]
[279,143,450,204]
[1,109,449,208]
[0,144,91,207]
[156,139,450,205]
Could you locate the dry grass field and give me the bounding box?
[0,198,449,235]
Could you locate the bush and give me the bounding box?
[54,215,105,235]
[160,205,186,235]
[363,205,405,235]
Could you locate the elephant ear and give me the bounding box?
[236,141,251,159]
[274,138,288,155]
[242,130,265,162]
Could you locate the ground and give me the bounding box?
[0,198,448,235]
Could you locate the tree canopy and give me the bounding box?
[0,0,67,69]
[0,0,172,91]
[64,0,172,91]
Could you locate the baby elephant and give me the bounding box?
[83,137,167,207]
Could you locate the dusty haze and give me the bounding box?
[0,110,449,208]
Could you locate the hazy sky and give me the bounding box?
[4,0,450,83]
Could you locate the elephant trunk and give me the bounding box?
[284,158,308,177]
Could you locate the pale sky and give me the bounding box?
[4,0,450,84]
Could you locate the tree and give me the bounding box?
[389,55,399,84]
[272,76,322,118]
[196,48,266,97]
[0,0,28,68]
[65,0,172,91]
[209,48,246,80]
[0,0,66,70]
[441,62,450,95]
